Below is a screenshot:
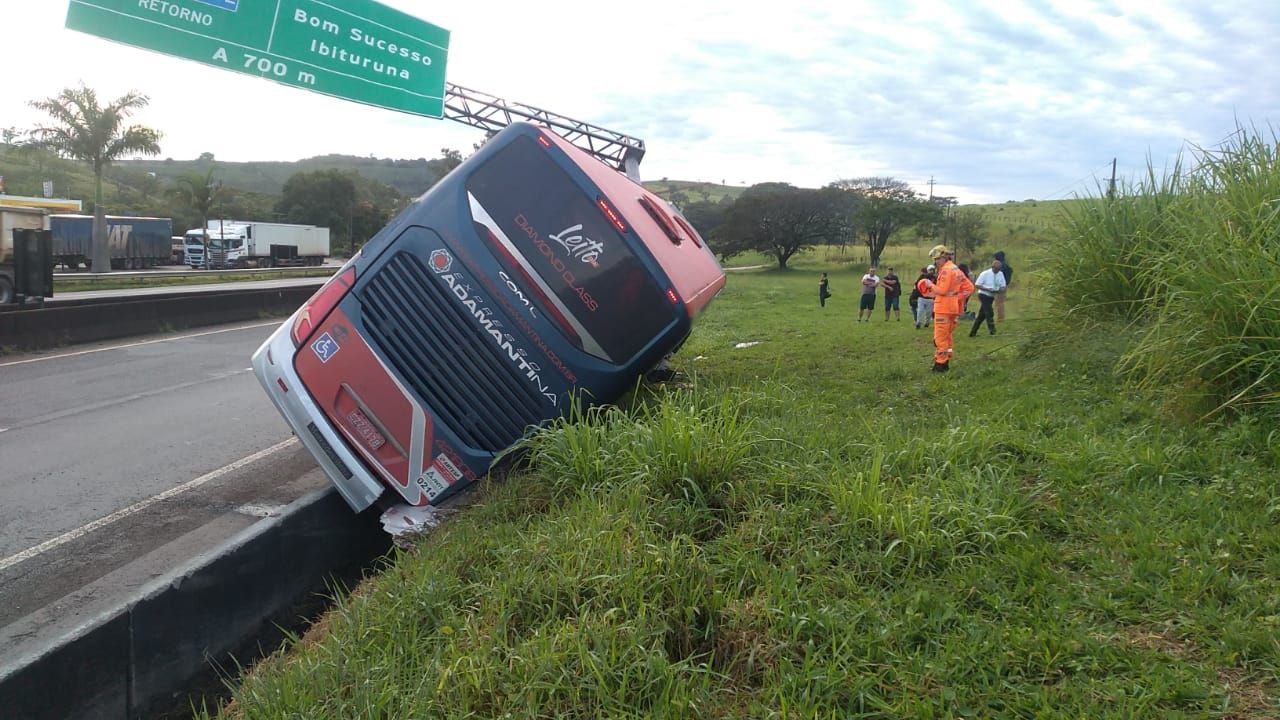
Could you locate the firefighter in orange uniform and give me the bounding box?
[922,244,974,372]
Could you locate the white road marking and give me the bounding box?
[0,437,300,573]
[3,368,253,434]
[236,504,284,518]
[0,321,281,368]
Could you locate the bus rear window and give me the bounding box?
[466,136,672,362]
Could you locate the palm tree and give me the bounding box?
[170,167,224,232]
[28,85,161,273]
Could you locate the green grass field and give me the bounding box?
[199,256,1279,719]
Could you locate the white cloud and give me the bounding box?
[2,0,1278,204]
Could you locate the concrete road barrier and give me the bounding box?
[0,488,391,720]
[52,266,339,282]
[0,286,318,350]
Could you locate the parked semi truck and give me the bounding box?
[51,214,173,270]
[184,221,329,269]
[183,228,208,268]
[0,206,51,303]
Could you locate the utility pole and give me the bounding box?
[927,176,935,202]
[1107,158,1117,199]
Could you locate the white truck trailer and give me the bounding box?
[188,221,330,269]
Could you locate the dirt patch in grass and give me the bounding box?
[1116,624,1276,718]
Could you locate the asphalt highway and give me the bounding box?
[0,320,328,657]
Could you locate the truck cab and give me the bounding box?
[213,223,251,267]
[183,229,208,268]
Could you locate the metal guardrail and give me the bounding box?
[52,265,339,282]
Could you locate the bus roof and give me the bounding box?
[538,127,725,316]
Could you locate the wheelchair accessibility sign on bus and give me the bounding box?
[312,332,340,363]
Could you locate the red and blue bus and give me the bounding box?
[252,123,725,512]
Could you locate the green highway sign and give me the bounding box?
[66,0,450,117]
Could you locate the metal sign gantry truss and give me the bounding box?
[443,83,646,181]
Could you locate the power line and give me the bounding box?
[1042,160,1117,201]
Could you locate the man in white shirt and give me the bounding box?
[858,267,880,322]
[969,259,1007,336]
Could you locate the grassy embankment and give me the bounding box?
[201,219,1280,717]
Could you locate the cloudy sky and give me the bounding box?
[3,1,1277,203]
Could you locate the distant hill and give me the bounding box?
[116,156,748,205]
[968,199,1082,236]
[118,153,458,198]
[642,180,746,205]
[1,142,1080,235]
[1,142,751,207]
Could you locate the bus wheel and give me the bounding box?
[0,276,13,305]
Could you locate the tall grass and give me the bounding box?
[1051,125,1280,414]
[1049,162,1186,321]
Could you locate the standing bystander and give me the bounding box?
[992,251,1013,321]
[819,272,831,307]
[881,267,902,321]
[908,270,921,323]
[858,266,880,322]
[958,263,974,319]
[915,266,935,329]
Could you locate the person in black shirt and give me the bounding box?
[957,263,974,319]
[881,267,902,321]
[908,269,921,322]
[819,272,831,307]
[993,250,1013,321]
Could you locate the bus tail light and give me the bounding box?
[666,288,681,305]
[291,267,357,347]
[597,197,628,233]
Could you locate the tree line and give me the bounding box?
[676,178,990,270]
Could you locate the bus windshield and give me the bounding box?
[465,136,672,363]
